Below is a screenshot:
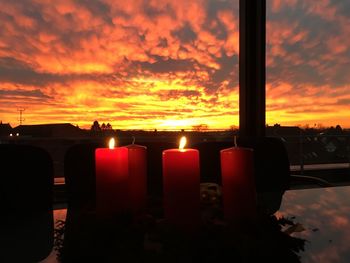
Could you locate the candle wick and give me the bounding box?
[132,136,135,144]
[234,135,237,147]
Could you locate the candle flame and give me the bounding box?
[109,138,115,149]
[179,136,187,150]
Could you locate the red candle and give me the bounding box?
[125,143,147,213]
[220,146,257,221]
[95,138,129,216]
[162,136,200,230]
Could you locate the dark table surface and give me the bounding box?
[42,184,350,263]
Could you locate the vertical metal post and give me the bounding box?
[239,0,266,137]
[17,108,25,125]
[347,136,350,169]
[299,130,304,175]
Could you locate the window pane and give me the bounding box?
[266,0,350,179]
[0,0,239,131]
[266,0,350,128]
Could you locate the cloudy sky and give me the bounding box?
[0,0,349,129]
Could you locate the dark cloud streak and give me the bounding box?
[0,88,50,98]
[137,57,196,73]
[0,57,67,86]
[172,23,197,44]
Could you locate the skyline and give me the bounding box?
[1,0,350,129]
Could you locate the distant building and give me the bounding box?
[12,123,84,138]
[266,125,302,138]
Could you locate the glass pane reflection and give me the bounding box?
[277,186,350,263]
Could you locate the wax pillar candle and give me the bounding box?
[95,138,129,216]
[220,146,257,221]
[162,137,200,230]
[126,143,147,213]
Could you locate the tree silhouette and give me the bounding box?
[99,123,113,131]
[91,120,101,132]
[335,125,342,132]
[229,125,238,131]
[192,124,209,131]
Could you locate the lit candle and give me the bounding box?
[220,138,257,221]
[162,136,200,230]
[95,138,129,216]
[125,141,147,213]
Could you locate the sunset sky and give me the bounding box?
[0,0,349,130]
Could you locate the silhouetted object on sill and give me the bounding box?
[64,142,101,209]
[142,141,178,197]
[62,142,101,262]
[0,144,53,262]
[194,141,233,185]
[237,136,291,193]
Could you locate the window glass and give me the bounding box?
[266,0,350,172]
[0,0,239,131]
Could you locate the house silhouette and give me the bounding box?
[12,123,84,138]
[0,122,12,136]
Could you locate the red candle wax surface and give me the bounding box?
[95,141,129,216]
[220,147,257,221]
[125,144,147,213]
[162,137,200,230]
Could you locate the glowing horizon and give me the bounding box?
[1,0,350,130]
